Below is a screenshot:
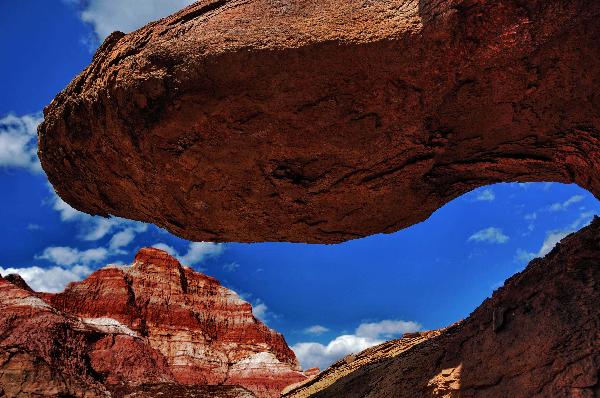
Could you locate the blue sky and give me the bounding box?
[1,1,599,371]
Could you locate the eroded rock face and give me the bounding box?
[0,248,305,397]
[39,0,600,243]
[283,218,600,398]
[0,275,168,397]
[46,248,306,397]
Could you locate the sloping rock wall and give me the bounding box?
[283,218,600,398]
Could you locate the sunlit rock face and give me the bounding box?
[0,248,306,398]
[283,218,600,397]
[46,248,306,397]
[39,0,600,243]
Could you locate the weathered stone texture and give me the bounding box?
[39,0,600,243]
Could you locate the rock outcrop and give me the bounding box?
[283,218,600,398]
[0,274,168,397]
[39,0,600,243]
[0,248,306,398]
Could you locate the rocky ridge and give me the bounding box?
[283,218,600,398]
[0,248,308,398]
[39,0,600,243]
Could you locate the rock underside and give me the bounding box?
[0,248,307,398]
[283,218,600,398]
[39,0,600,243]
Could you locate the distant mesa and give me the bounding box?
[0,248,309,398]
[38,0,600,243]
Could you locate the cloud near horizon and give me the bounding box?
[516,210,597,263]
[0,265,92,293]
[292,319,421,370]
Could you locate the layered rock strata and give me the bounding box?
[39,0,600,243]
[283,218,600,397]
[0,275,170,397]
[0,248,306,398]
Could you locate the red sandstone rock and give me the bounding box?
[3,274,33,292]
[46,248,306,397]
[39,0,600,243]
[283,218,600,398]
[0,249,304,397]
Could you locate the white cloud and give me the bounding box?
[68,0,196,40]
[535,211,596,257]
[48,184,149,242]
[109,224,148,251]
[524,212,537,221]
[292,319,421,370]
[0,113,43,173]
[0,265,92,293]
[304,325,330,335]
[548,195,584,212]
[475,189,495,202]
[253,299,269,322]
[537,231,570,257]
[292,335,377,371]
[468,227,509,244]
[515,248,536,263]
[355,320,422,339]
[36,246,109,267]
[50,190,86,221]
[82,218,119,241]
[181,242,224,265]
[223,262,240,272]
[151,243,177,256]
[569,211,595,230]
[152,241,225,266]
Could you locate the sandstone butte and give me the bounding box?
[38,0,600,244]
[0,248,310,398]
[281,218,600,398]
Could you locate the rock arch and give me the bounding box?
[39,0,600,243]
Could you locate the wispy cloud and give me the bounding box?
[252,299,272,323]
[0,113,43,173]
[151,241,225,267]
[47,185,150,248]
[292,319,421,370]
[524,212,537,221]
[468,227,509,244]
[514,248,536,263]
[304,325,330,335]
[515,210,597,263]
[223,262,240,272]
[537,231,571,257]
[474,189,495,202]
[547,195,584,212]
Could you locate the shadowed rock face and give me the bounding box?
[39,0,600,243]
[283,218,600,398]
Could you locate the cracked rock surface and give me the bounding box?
[283,217,600,398]
[39,0,600,243]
